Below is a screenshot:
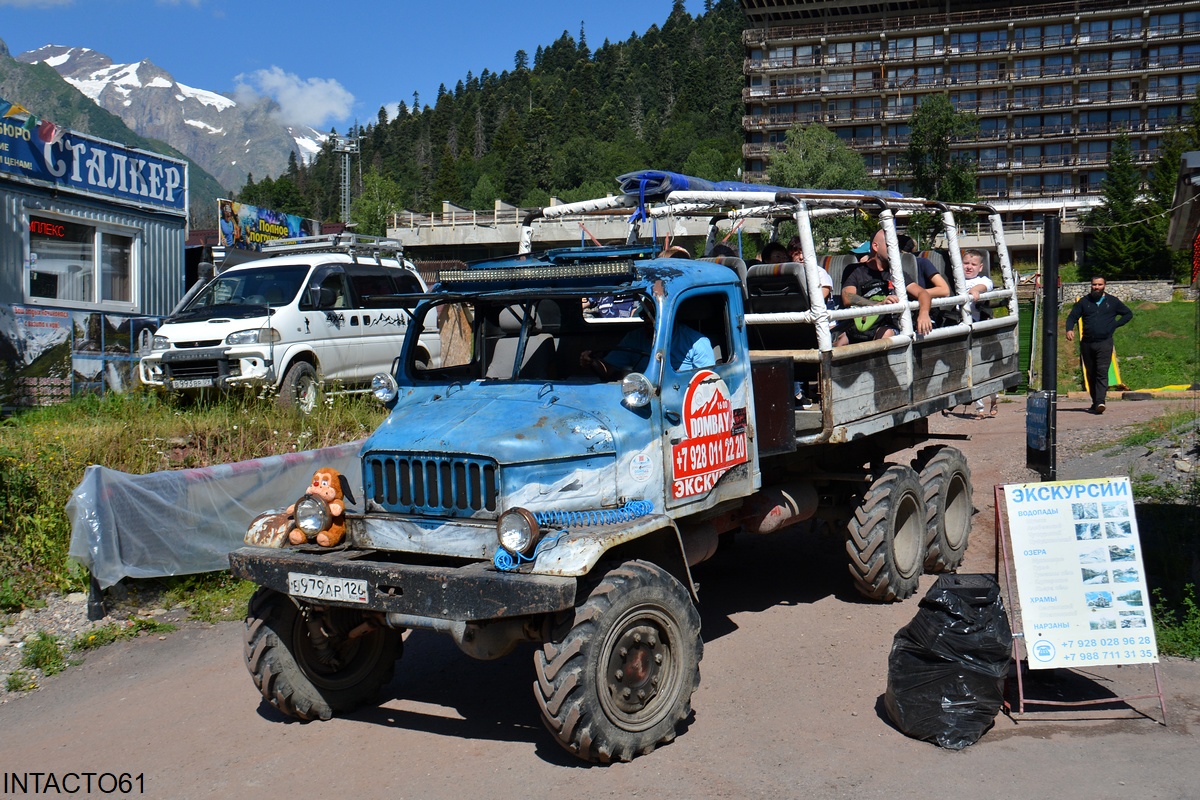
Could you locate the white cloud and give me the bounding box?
[234,66,354,130]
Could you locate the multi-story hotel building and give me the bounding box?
[741,1,1200,221]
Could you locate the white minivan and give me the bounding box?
[139,235,439,412]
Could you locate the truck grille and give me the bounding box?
[365,453,499,516]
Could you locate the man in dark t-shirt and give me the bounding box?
[836,230,940,344]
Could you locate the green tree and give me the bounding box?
[768,123,874,190]
[902,94,979,245]
[350,169,403,236]
[904,94,978,202]
[1147,89,1200,281]
[767,124,877,250]
[1084,133,1170,278]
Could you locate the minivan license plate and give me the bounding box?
[287,572,368,604]
[171,378,214,389]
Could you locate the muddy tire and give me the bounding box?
[846,465,927,602]
[279,361,320,414]
[243,588,400,720]
[913,446,973,573]
[533,560,702,763]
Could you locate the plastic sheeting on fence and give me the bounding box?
[67,442,364,588]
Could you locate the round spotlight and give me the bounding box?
[497,507,541,556]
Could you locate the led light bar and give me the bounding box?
[440,259,636,285]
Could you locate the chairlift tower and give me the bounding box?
[332,133,359,224]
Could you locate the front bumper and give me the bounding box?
[139,346,273,390]
[229,546,578,621]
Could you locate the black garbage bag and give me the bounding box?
[884,574,1013,749]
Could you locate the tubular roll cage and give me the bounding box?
[519,190,1018,355]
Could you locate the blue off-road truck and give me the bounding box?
[229,176,1021,762]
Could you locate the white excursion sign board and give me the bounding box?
[1004,477,1159,670]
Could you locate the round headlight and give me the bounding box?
[295,495,332,535]
[371,372,398,403]
[497,507,541,556]
[621,372,654,408]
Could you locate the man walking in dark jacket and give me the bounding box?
[1065,277,1134,414]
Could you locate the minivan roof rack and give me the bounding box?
[260,233,406,263]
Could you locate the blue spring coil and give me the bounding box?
[534,500,654,528]
[493,500,654,571]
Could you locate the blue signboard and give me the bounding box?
[0,120,187,214]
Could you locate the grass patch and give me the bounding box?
[1154,584,1200,659]
[73,618,177,651]
[1132,476,1183,504]
[158,573,257,623]
[6,671,37,693]
[21,631,66,676]
[0,390,387,605]
[1056,299,1198,393]
[1114,410,1200,450]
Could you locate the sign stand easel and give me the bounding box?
[993,484,1168,724]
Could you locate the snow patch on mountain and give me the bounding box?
[18,44,327,193]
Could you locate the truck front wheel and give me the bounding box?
[243,587,401,721]
[846,465,927,602]
[533,560,702,763]
[913,446,972,573]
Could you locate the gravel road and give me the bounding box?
[0,394,1196,800]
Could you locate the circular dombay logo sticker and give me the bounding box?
[671,370,747,500]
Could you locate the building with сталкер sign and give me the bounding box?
[0,108,188,410]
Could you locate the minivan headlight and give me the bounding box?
[226,328,281,346]
[152,335,171,351]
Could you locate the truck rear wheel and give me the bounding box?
[279,361,320,414]
[913,446,972,573]
[243,587,400,721]
[533,560,702,763]
[846,465,927,601]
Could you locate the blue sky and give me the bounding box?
[1,0,709,131]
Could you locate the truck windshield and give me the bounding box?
[173,265,309,321]
[413,293,650,383]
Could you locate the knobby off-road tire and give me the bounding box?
[846,465,927,602]
[279,361,320,414]
[913,445,973,573]
[243,588,401,721]
[533,560,702,763]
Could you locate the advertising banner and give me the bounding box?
[670,369,748,499]
[1003,477,1159,670]
[0,121,187,213]
[218,199,317,251]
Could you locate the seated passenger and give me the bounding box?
[786,235,834,308]
[835,229,935,345]
[961,248,994,321]
[580,300,714,379]
[759,241,789,264]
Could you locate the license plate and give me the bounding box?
[170,378,214,389]
[287,572,369,604]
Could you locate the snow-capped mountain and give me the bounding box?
[18,45,326,194]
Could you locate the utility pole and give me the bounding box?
[332,132,359,224]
